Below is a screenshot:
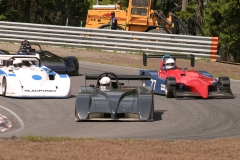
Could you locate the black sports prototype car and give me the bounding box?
[75,72,154,121]
[0,40,79,76]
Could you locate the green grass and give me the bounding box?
[20,135,147,143]
[21,135,97,142]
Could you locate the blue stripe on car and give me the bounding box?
[0,70,5,74]
[42,67,56,76]
[59,74,68,78]
[0,70,16,76]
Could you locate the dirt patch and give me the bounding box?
[0,42,240,159]
[1,138,240,160]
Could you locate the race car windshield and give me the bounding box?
[101,83,111,86]
[14,63,22,68]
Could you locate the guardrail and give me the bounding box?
[0,21,219,60]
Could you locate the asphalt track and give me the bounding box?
[0,61,240,140]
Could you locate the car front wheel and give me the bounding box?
[165,77,176,98]
[2,77,7,96]
[217,76,230,91]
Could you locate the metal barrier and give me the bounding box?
[0,21,219,60]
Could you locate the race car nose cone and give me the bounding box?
[32,75,42,80]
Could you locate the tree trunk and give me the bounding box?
[181,0,188,11]
[197,0,204,26]
[25,0,31,23]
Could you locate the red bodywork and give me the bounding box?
[158,60,215,98]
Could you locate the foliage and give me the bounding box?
[0,0,91,26]
[203,0,240,62]
[175,0,197,23]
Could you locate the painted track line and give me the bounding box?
[0,105,25,135]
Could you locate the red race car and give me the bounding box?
[140,53,234,99]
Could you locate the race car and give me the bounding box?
[0,55,71,98]
[0,40,79,76]
[140,53,234,99]
[75,72,154,121]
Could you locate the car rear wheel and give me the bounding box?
[2,77,7,96]
[165,77,176,98]
[218,76,230,91]
[62,56,79,75]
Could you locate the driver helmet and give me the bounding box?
[13,59,23,69]
[100,77,111,86]
[99,77,111,90]
[165,58,175,69]
[22,44,31,52]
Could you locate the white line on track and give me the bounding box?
[0,105,25,135]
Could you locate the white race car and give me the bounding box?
[0,55,71,98]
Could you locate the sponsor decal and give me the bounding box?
[32,75,42,80]
[102,13,111,17]
[89,13,111,20]
[161,84,165,91]
[25,89,57,92]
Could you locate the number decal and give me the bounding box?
[161,84,165,91]
[150,79,156,90]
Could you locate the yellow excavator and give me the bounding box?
[85,0,204,35]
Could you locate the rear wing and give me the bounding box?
[85,73,151,87]
[86,74,151,80]
[143,53,195,67]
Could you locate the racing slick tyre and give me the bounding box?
[62,56,79,76]
[165,77,176,98]
[217,76,230,91]
[2,77,7,96]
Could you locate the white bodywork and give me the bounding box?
[0,55,71,98]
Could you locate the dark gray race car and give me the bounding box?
[0,40,79,76]
[75,72,154,121]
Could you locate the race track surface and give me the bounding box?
[0,61,240,140]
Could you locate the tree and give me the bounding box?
[204,0,240,62]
